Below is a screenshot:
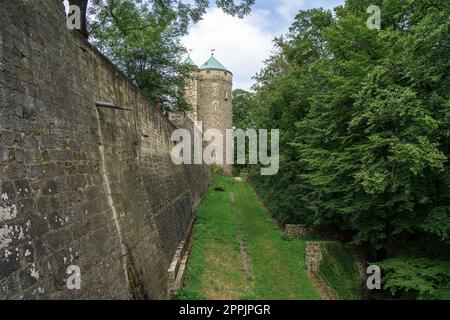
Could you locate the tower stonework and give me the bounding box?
[184,56,199,126]
[183,55,233,175]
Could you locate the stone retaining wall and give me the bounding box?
[0,0,210,299]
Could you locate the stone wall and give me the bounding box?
[284,224,317,238]
[0,0,210,299]
[185,73,198,124]
[305,242,323,272]
[197,69,233,175]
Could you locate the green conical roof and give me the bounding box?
[200,55,229,72]
[184,56,197,66]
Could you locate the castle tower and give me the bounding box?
[182,54,233,175]
[183,56,200,126]
[197,54,233,175]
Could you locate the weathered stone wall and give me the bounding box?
[305,242,323,272]
[0,0,210,299]
[185,73,198,124]
[284,224,317,238]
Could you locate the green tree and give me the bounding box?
[66,0,255,111]
[68,0,255,38]
[232,89,254,129]
[249,0,450,299]
[89,0,194,110]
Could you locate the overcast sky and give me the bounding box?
[183,0,345,91]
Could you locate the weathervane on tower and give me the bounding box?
[210,49,215,56]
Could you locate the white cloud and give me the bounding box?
[182,1,346,90]
[276,0,307,21]
[182,8,276,91]
[63,0,69,14]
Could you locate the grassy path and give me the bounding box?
[175,175,321,300]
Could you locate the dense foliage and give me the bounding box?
[319,242,363,300]
[69,0,255,37]
[237,0,450,299]
[232,89,255,129]
[88,0,193,110]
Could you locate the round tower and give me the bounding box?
[197,54,233,175]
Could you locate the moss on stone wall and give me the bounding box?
[0,0,210,299]
[318,242,364,300]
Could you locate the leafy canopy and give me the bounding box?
[68,0,255,111]
[247,0,450,299]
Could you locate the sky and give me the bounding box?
[183,0,345,91]
[64,0,346,91]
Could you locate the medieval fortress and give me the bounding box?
[0,0,216,299]
[180,55,234,176]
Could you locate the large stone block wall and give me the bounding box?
[185,74,198,123]
[0,0,210,299]
[284,224,317,238]
[305,242,323,272]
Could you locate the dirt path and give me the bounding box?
[231,192,252,280]
[176,175,321,300]
[307,271,336,300]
